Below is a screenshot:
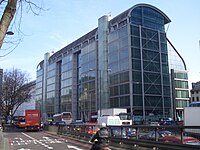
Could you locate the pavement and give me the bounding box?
[0,129,10,150]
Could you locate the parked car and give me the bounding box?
[159,135,200,145]
[127,128,137,137]
[150,122,160,126]
[159,118,178,126]
[140,130,172,140]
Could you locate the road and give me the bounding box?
[3,130,91,150]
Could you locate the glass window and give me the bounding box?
[176,90,189,98]
[175,81,188,89]
[144,84,161,95]
[110,97,119,108]
[119,60,129,71]
[176,100,189,108]
[143,50,160,62]
[109,62,119,74]
[141,28,158,41]
[110,86,119,96]
[131,36,140,48]
[163,86,171,96]
[145,96,162,107]
[160,33,166,43]
[142,39,159,50]
[119,36,128,48]
[164,97,171,107]
[81,54,88,64]
[120,84,130,95]
[109,52,119,63]
[192,97,194,101]
[89,51,96,61]
[119,48,128,60]
[163,75,170,85]
[110,74,119,85]
[131,48,141,59]
[175,72,188,80]
[133,95,143,106]
[120,96,130,107]
[118,26,128,37]
[144,72,161,84]
[130,6,165,32]
[132,59,141,70]
[48,63,56,71]
[132,71,141,82]
[162,54,168,64]
[162,64,169,74]
[119,71,129,83]
[131,25,139,37]
[161,43,167,53]
[108,31,118,43]
[143,61,160,72]
[88,81,95,90]
[133,83,142,94]
[108,41,119,54]
[47,70,56,78]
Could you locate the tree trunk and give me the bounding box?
[0,0,17,48]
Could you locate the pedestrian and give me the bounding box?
[89,122,110,150]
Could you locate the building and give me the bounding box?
[13,80,36,116]
[167,39,189,121]
[190,81,200,103]
[36,3,189,123]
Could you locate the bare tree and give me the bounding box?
[0,0,17,48]
[0,68,34,123]
[0,0,45,56]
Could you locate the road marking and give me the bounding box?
[67,145,83,150]
[43,136,50,139]
[11,132,66,149]
[14,138,23,141]
[21,132,54,149]
[17,148,30,150]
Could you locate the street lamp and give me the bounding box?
[6,31,14,35]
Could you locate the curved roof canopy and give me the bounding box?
[129,3,171,24]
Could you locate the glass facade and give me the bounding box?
[168,35,189,121]
[108,25,130,109]
[35,4,188,122]
[61,55,73,113]
[78,41,96,121]
[129,6,171,121]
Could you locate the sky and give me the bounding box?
[0,0,200,89]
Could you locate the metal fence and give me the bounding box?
[44,124,200,150]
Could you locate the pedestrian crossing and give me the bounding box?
[10,136,65,147]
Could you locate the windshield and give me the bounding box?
[119,113,131,120]
[62,113,72,119]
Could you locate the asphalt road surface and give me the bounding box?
[3,130,91,150]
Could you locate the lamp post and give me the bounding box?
[6,31,14,35]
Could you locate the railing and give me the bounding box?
[44,124,200,150]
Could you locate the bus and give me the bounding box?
[53,112,72,125]
[12,116,25,127]
[189,102,200,107]
[17,116,26,128]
